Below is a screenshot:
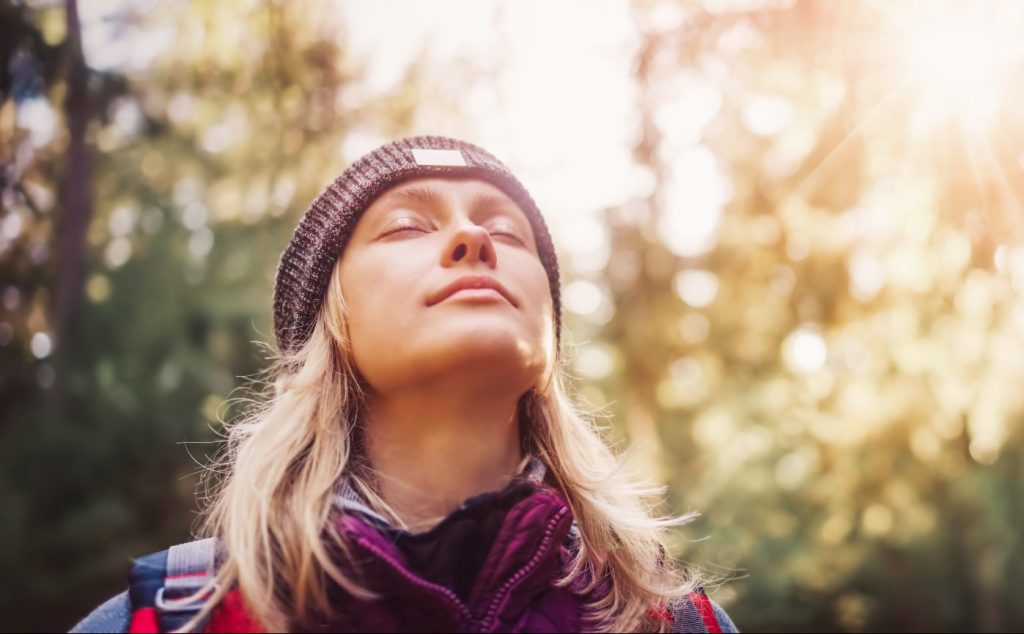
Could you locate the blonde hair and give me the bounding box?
[177,260,700,632]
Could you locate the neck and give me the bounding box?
[363,380,526,532]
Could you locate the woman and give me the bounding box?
[71,136,738,633]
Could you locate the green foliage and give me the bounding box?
[0,1,418,630]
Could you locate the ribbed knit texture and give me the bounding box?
[273,135,562,356]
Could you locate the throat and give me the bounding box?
[362,387,527,531]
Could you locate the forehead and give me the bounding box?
[367,176,522,213]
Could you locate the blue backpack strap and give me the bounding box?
[128,549,170,613]
[154,537,220,632]
[69,590,133,633]
[669,591,706,633]
[669,587,737,633]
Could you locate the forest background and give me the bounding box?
[3,0,1024,631]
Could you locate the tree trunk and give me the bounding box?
[54,0,91,365]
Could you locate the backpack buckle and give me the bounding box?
[155,584,218,614]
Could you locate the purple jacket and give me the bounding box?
[322,459,586,632]
[71,459,738,633]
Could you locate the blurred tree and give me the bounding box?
[571,1,1024,632]
[0,1,421,630]
[54,0,92,367]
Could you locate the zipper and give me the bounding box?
[471,506,569,632]
[353,536,472,623]
[343,488,570,633]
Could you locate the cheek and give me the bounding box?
[518,260,556,337]
[517,264,558,379]
[338,253,417,346]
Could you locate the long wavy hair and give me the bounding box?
[176,255,700,632]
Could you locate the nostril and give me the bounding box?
[479,245,490,262]
[453,244,467,260]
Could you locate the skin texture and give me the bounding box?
[337,176,556,531]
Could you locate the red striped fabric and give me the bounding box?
[165,571,209,580]
[688,590,723,633]
[648,603,675,625]
[128,607,160,633]
[205,589,265,633]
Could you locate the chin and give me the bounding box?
[357,314,551,393]
[446,328,535,363]
[421,322,545,382]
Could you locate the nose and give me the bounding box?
[441,223,498,270]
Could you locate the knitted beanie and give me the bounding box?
[273,135,562,356]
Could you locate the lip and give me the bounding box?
[427,275,518,308]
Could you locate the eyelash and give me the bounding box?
[380,223,526,245]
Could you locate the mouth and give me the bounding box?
[427,275,518,308]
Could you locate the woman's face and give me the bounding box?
[337,176,555,395]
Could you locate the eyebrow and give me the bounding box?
[380,184,521,215]
[381,184,444,208]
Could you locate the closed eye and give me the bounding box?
[490,229,528,246]
[381,226,427,237]
[378,220,528,247]
[487,222,529,246]
[379,219,430,238]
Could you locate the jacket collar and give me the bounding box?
[324,456,582,631]
[332,455,549,529]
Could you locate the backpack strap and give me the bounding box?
[659,589,724,634]
[154,538,220,632]
[664,588,724,633]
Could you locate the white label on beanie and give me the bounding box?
[412,148,467,166]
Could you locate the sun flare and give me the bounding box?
[896,4,1024,126]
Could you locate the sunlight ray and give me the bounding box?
[977,136,1024,244]
[792,79,908,195]
[960,121,996,213]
